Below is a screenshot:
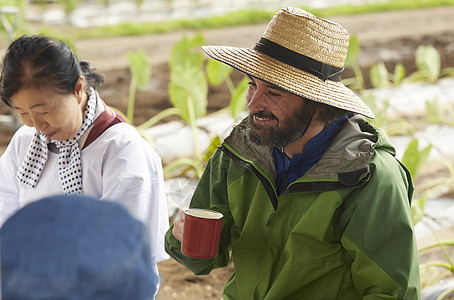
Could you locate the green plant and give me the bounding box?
[159,33,248,179]
[205,58,248,120]
[411,191,428,226]
[0,0,23,41]
[125,49,151,124]
[392,63,406,85]
[114,49,157,145]
[168,33,207,124]
[146,33,210,179]
[120,34,246,171]
[402,138,433,181]
[361,93,389,128]
[406,44,454,83]
[425,96,454,126]
[342,35,364,92]
[229,76,249,120]
[414,159,454,203]
[418,225,454,293]
[113,37,215,178]
[98,0,110,10]
[401,138,432,225]
[362,93,415,136]
[369,62,406,88]
[0,0,25,9]
[369,62,389,89]
[57,0,79,20]
[411,45,441,83]
[402,142,454,295]
[441,67,454,78]
[409,151,454,251]
[168,33,207,174]
[133,0,144,11]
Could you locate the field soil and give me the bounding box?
[1,6,454,299]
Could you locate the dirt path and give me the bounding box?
[74,6,454,71]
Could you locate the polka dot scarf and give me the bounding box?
[17,87,97,194]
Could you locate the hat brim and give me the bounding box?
[202,45,375,119]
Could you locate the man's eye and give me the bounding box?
[269,92,280,97]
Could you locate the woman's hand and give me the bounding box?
[172,209,185,243]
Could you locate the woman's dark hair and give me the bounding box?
[0,35,104,106]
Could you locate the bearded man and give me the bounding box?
[165,7,420,300]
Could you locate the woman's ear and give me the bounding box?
[74,76,85,104]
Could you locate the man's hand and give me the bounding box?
[172,209,185,243]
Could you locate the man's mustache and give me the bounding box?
[250,111,278,120]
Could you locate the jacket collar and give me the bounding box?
[224,115,392,186]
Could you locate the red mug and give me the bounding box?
[181,208,223,259]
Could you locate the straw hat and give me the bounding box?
[202,7,375,118]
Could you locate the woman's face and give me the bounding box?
[11,83,85,141]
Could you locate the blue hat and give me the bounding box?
[1,194,159,300]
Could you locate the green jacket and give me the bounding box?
[165,116,421,299]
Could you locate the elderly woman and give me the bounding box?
[0,35,169,265]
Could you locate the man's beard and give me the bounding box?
[245,107,314,147]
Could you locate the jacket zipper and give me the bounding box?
[220,144,278,225]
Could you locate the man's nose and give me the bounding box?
[247,88,267,113]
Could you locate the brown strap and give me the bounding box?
[82,104,127,150]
